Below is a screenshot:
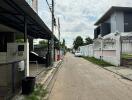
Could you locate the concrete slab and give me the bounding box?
[104,66,132,81]
[49,53,132,100]
[29,64,46,77]
[12,60,62,100]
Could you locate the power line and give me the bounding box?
[45,0,56,26]
[45,0,52,13]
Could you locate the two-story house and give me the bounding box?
[94,6,132,66]
[94,6,132,38]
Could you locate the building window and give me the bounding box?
[124,13,132,32]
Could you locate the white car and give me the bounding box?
[75,52,82,57]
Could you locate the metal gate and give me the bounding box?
[121,36,132,67]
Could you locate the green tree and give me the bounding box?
[39,40,48,48]
[60,39,67,54]
[55,39,67,50]
[62,39,65,48]
[84,37,93,45]
[73,36,84,50]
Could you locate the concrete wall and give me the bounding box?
[94,49,117,65]
[79,44,94,57]
[94,50,102,59]
[80,46,87,56]
[94,36,121,66]
[102,50,117,66]
[0,62,24,95]
[88,45,94,57]
[0,64,12,88]
[80,34,129,66]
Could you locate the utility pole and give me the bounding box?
[45,0,55,65]
[51,0,55,65]
[58,18,61,59]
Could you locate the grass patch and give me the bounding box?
[82,56,113,67]
[25,84,48,100]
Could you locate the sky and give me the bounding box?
[38,0,132,48]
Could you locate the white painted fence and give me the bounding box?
[79,32,132,66]
[79,44,94,57]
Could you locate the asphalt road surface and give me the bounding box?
[49,53,132,100]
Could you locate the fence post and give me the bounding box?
[101,39,103,60]
[116,35,121,66]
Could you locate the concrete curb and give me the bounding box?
[40,60,63,89]
[12,61,63,100]
[82,57,132,81]
[103,67,132,81]
[42,60,63,100]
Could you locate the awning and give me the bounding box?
[0,0,56,40]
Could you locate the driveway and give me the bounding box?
[49,53,132,100]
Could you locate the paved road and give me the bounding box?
[49,53,132,100]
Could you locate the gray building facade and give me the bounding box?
[94,7,132,39]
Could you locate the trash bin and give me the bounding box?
[22,77,36,95]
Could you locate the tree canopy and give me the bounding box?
[73,36,84,50]
[39,40,48,48]
[84,37,93,45]
[62,39,65,48]
[73,36,93,50]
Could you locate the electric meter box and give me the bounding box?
[7,43,28,63]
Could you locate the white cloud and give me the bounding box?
[38,0,132,48]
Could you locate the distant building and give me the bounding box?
[94,6,132,39]
[93,6,132,66]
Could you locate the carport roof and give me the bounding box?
[0,0,57,40]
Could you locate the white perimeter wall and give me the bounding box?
[80,35,121,66]
[94,36,121,66]
[79,44,94,57]
[79,33,132,66]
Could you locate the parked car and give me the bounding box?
[75,52,82,57]
[29,51,46,64]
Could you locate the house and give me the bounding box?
[94,6,132,38]
[94,6,132,66]
[0,0,57,99]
